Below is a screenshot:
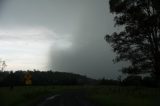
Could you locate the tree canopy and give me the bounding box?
[105,0,160,79]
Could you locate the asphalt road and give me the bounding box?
[36,92,98,106]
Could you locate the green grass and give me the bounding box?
[90,94,159,106]
[0,86,160,106]
[86,86,160,106]
[0,85,84,106]
[0,86,56,106]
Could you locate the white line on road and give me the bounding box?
[38,94,60,106]
[45,95,60,101]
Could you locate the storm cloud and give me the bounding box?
[0,0,125,79]
[49,0,125,79]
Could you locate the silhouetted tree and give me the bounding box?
[99,77,118,85]
[142,76,155,87]
[105,0,160,80]
[9,71,15,90]
[122,75,142,86]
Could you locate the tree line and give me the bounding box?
[0,70,158,87]
[0,70,95,87]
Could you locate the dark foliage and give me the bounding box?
[99,78,119,85]
[142,76,156,87]
[122,75,142,86]
[0,70,95,87]
[121,75,160,87]
[0,70,159,87]
[105,0,160,80]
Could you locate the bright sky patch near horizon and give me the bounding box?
[0,26,72,70]
[0,0,125,79]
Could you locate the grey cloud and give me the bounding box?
[0,0,125,79]
[49,0,124,79]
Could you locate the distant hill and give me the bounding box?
[0,70,96,86]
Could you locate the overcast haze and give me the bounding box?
[0,0,125,79]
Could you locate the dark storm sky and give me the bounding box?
[0,0,125,79]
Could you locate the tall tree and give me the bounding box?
[105,0,160,80]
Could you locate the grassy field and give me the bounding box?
[86,86,160,106]
[0,86,160,106]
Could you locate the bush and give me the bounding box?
[122,75,142,86]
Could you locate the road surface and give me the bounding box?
[35,92,98,106]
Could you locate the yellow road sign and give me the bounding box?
[24,72,32,85]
